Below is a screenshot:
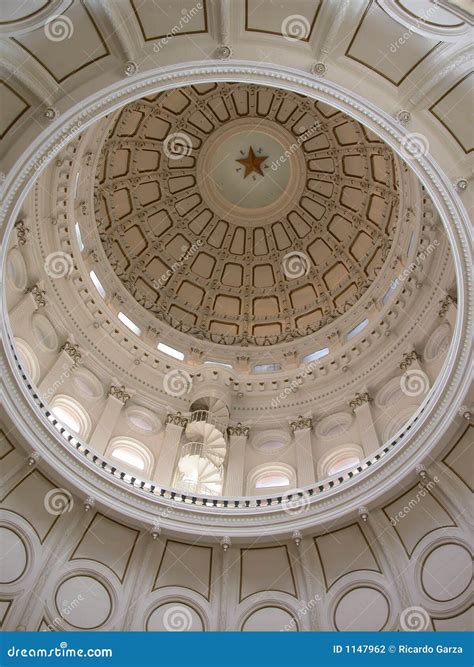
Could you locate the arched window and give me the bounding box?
[107,437,153,476]
[318,445,364,480]
[247,463,297,495]
[50,395,91,439]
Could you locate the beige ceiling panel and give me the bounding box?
[430,73,473,153]
[442,425,473,491]
[240,546,297,600]
[245,0,321,41]
[0,81,29,140]
[14,2,109,83]
[71,514,139,582]
[131,0,208,42]
[383,486,456,556]
[153,540,213,599]
[314,523,381,589]
[346,1,439,86]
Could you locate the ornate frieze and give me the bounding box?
[349,392,373,413]
[227,422,249,438]
[399,350,421,371]
[108,384,131,404]
[438,294,456,318]
[61,341,82,364]
[290,415,312,431]
[166,411,188,428]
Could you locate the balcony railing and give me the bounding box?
[188,409,227,433]
[7,334,426,512]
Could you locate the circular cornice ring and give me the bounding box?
[0,61,472,538]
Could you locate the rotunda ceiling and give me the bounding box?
[94,82,400,346]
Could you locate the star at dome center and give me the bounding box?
[236,146,268,178]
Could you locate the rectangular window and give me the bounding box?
[303,348,329,364]
[90,270,106,298]
[158,342,185,360]
[346,318,369,341]
[118,312,141,336]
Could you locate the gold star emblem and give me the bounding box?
[236,146,268,179]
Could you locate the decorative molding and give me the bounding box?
[166,411,188,428]
[60,341,82,364]
[399,350,421,371]
[349,392,373,413]
[108,385,130,404]
[227,422,249,438]
[290,415,312,432]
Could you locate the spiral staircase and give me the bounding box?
[175,398,229,496]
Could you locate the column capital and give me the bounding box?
[399,350,421,371]
[29,284,47,309]
[108,384,131,404]
[349,392,373,413]
[227,422,249,438]
[290,415,312,432]
[15,220,29,245]
[61,341,82,364]
[166,411,188,428]
[438,294,456,318]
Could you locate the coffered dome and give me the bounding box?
[95,83,400,346]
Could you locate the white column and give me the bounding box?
[155,413,187,487]
[224,424,249,496]
[38,342,81,400]
[290,416,316,487]
[89,385,130,455]
[350,392,379,456]
[9,284,46,330]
